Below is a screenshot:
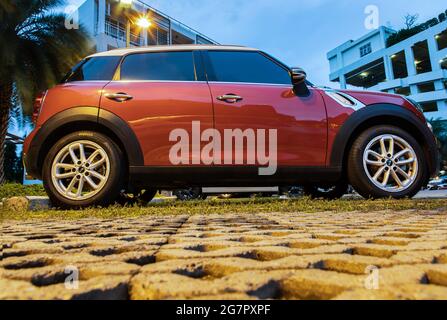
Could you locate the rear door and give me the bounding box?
[100,50,214,166]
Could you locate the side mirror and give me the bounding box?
[291,67,307,85]
[290,67,310,97]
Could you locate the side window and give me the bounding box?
[120,51,196,81]
[63,56,120,82]
[207,51,291,85]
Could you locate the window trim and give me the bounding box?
[116,50,202,82]
[202,50,293,85]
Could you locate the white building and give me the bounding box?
[327,21,447,119]
[78,0,217,52]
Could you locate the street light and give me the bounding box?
[136,16,151,29]
[126,15,151,48]
[118,0,151,48]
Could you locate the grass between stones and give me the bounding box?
[2,196,447,220]
[0,183,46,199]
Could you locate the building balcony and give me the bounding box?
[104,15,144,46]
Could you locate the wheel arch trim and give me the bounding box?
[330,103,438,177]
[26,106,144,179]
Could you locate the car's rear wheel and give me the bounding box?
[42,131,124,208]
[347,125,427,199]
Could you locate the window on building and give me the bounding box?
[412,40,432,74]
[197,35,213,45]
[172,30,194,44]
[148,26,169,45]
[359,43,372,57]
[444,80,447,90]
[420,102,438,113]
[436,28,447,51]
[345,58,386,88]
[207,51,291,85]
[417,82,436,93]
[390,51,408,79]
[62,56,121,82]
[120,51,196,81]
[107,45,117,51]
[395,87,411,96]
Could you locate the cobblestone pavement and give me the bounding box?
[2,210,447,300]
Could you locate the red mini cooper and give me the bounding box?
[23,45,439,208]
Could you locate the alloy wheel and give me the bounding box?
[363,134,418,193]
[51,140,111,201]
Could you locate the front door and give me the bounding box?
[204,50,327,173]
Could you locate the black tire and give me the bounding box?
[42,131,125,209]
[347,125,427,199]
[174,188,207,201]
[117,189,157,206]
[138,189,158,203]
[303,182,348,200]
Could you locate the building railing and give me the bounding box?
[133,0,217,44]
[105,16,144,46]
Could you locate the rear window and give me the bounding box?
[120,51,196,81]
[62,56,121,82]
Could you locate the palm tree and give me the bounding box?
[0,0,92,183]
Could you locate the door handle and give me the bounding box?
[105,92,133,102]
[217,94,243,103]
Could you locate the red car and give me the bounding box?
[23,45,438,208]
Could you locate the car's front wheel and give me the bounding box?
[42,131,124,208]
[347,125,427,199]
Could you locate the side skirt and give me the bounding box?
[129,166,342,189]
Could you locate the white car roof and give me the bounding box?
[88,45,259,58]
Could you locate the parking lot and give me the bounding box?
[2,208,447,300]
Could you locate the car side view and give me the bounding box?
[23,45,439,208]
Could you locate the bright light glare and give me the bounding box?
[136,17,151,28]
[120,0,133,4]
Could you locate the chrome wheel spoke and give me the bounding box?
[382,170,391,186]
[90,157,106,170]
[396,158,414,165]
[51,140,110,201]
[69,145,79,163]
[85,176,99,190]
[76,177,85,197]
[395,166,411,181]
[55,163,75,170]
[79,143,87,163]
[373,166,386,181]
[391,169,404,187]
[88,170,106,182]
[366,159,383,166]
[380,138,387,156]
[394,149,410,160]
[363,134,418,193]
[55,171,76,179]
[65,177,78,195]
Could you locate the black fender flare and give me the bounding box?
[26,106,144,179]
[330,103,438,176]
